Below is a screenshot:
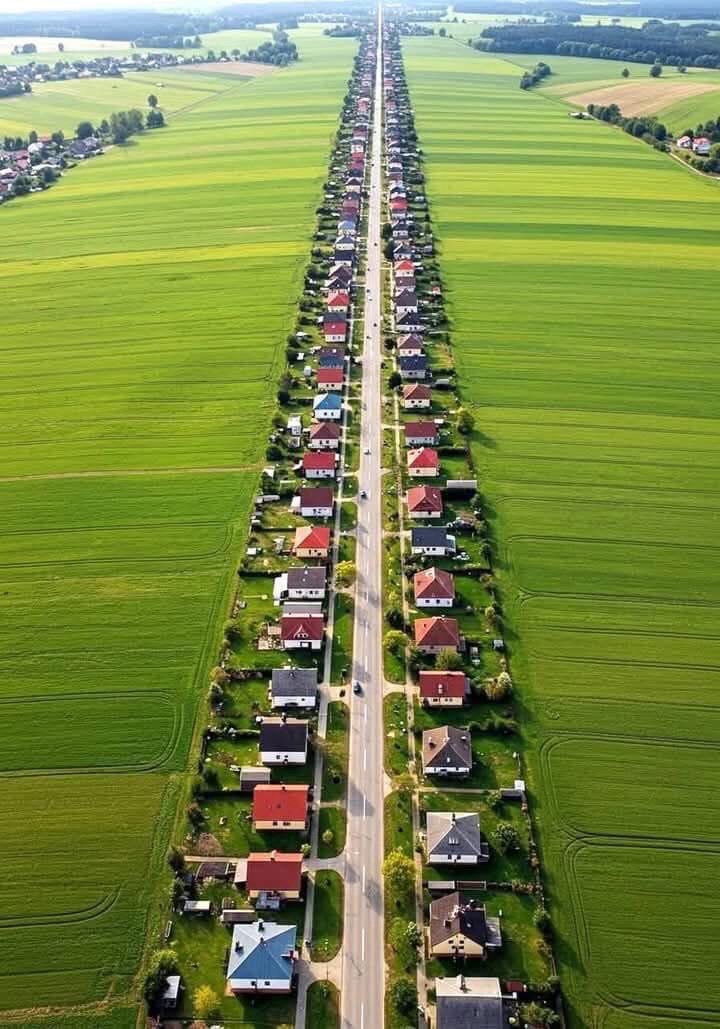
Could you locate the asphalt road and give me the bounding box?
[340,11,385,1029]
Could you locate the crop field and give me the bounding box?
[0,28,354,1025]
[404,36,720,1029]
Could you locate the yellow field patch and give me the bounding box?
[567,78,720,116]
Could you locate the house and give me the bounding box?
[397,336,424,358]
[162,974,181,1011]
[394,258,415,279]
[296,489,334,519]
[280,615,324,653]
[406,485,443,519]
[435,976,503,1029]
[332,248,355,268]
[239,766,272,792]
[183,899,212,915]
[399,355,427,381]
[408,447,439,478]
[226,920,297,994]
[327,289,350,312]
[318,346,346,369]
[313,392,343,421]
[308,420,342,449]
[252,784,309,829]
[335,234,356,252]
[259,716,309,763]
[287,565,327,600]
[422,726,472,776]
[292,524,330,559]
[419,670,468,706]
[414,566,454,607]
[403,384,432,409]
[245,851,304,901]
[430,893,501,957]
[302,450,337,479]
[676,135,693,149]
[426,811,486,865]
[316,367,344,391]
[287,415,303,439]
[271,667,319,709]
[395,289,419,315]
[326,264,352,288]
[693,136,712,155]
[415,615,460,653]
[396,311,423,332]
[404,421,438,446]
[323,315,348,343]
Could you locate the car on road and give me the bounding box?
[364,447,371,455]
[360,489,367,498]
[353,681,362,694]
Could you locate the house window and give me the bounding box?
[273,820,278,826]
[265,980,271,986]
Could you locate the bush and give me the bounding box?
[493,821,521,854]
[389,976,417,1015]
[143,949,179,1010]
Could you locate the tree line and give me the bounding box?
[520,60,552,88]
[478,20,720,67]
[586,101,669,150]
[454,0,720,17]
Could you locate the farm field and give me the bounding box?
[0,27,354,1025]
[403,35,720,1029]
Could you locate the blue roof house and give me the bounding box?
[313,392,343,421]
[226,920,297,993]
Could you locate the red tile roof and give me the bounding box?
[246,851,303,893]
[252,784,309,824]
[293,525,331,552]
[327,290,350,308]
[280,613,324,643]
[407,485,443,514]
[419,671,467,699]
[317,367,344,385]
[404,421,438,441]
[414,566,454,601]
[414,616,460,648]
[408,447,439,471]
[303,451,336,470]
[403,384,431,400]
[309,421,342,439]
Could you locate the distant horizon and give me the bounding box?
[0,0,321,13]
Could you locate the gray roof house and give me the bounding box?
[270,668,319,709]
[435,975,504,1029]
[259,717,309,765]
[426,811,488,865]
[287,565,327,598]
[226,920,297,993]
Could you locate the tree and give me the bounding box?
[383,849,415,896]
[520,1001,560,1027]
[438,26,447,37]
[76,121,94,140]
[435,647,464,671]
[148,93,159,108]
[51,129,65,145]
[621,67,630,77]
[322,828,334,845]
[335,560,356,586]
[211,665,229,686]
[167,845,186,875]
[29,129,38,144]
[143,948,179,1009]
[277,388,290,405]
[389,976,417,1015]
[384,630,407,656]
[650,63,662,77]
[456,407,475,435]
[534,906,552,935]
[493,821,521,854]
[193,985,220,1020]
[147,109,165,129]
[187,801,205,827]
[485,670,512,701]
[58,42,65,52]
[386,605,404,630]
[388,371,402,389]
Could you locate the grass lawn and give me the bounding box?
[310,870,344,961]
[405,35,720,1026]
[321,701,350,803]
[305,980,340,1029]
[196,794,308,857]
[384,692,411,778]
[384,788,415,859]
[330,594,354,685]
[317,806,346,859]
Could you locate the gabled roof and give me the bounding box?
[423,725,471,769]
[298,487,334,509]
[415,615,459,646]
[419,671,467,699]
[414,566,454,599]
[313,392,343,410]
[316,367,344,385]
[327,290,350,307]
[404,421,438,440]
[226,921,296,984]
[302,450,336,470]
[435,976,503,1029]
[259,716,310,748]
[323,312,348,327]
[403,384,431,400]
[286,566,327,591]
[252,784,308,822]
[246,852,303,893]
[293,525,331,551]
[399,355,427,372]
[407,485,443,514]
[427,813,482,860]
[395,259,415,273]
[408,447,439,472]
[411,526,452,548]
[430,892,492,949]
[272,666,319,697]
[309,419,342,438]
[396,289,418,306]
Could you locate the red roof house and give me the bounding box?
[280,613,324,651]
[252,784,309,829]
[414,616,461,654]
[419,670,468,706]
[245,851,304,899]
[317,367,344,390]
[414,566,455,607]
[302,451,337,478]
[308,420,342,448]
[406,484,443,519]
[407,447,439,478]
[403,384,432,409]
[293,524,331,557]
[404,421,439,446]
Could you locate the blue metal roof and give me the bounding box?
[226,922,296,984]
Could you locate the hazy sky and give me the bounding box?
[1,0,238,11]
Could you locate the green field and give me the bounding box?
[0,28,354,1024]
[404,36,720,1029]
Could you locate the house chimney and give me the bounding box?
[459,974,467,992]
[451,812,456,822]
[258,919,265,933]
[271,850,277,862]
